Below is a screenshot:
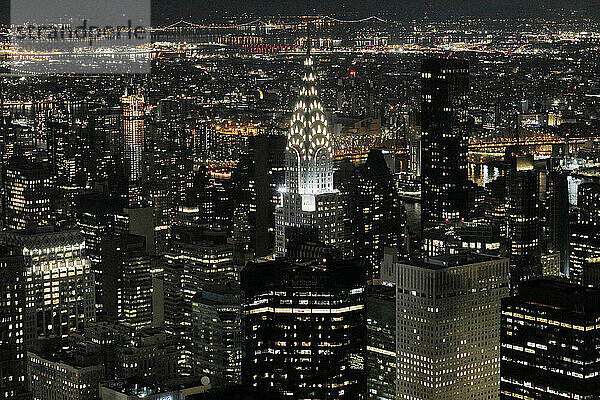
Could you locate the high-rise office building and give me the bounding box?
[583,259,600,288]
[87,106,123,188]
[191,281,242,386]
[0,245,28,399]
[74,193,126,313]
[274,49,342,256]
[234,133,286,258]
[0,112,17,165]
[420,58,470,226]
[2,156,52,232]
[121,93,145,207]
[506,147,540,284]
[1,230,95,345]
[501,279,600,399]
[242,257,366,398]
[181,170,235,235]
[163,227,236,375]
[577,182,600,226]
[570,182,600,284]
[350,149,407,280]
[366,285,396,400]
[100,234,153,329]
[544,146,570,275]
[396,253,510,400]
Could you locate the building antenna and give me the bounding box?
[306,4,312,57]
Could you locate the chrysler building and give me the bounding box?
[274,47,342,256]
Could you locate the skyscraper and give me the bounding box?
[570,182,600,284]
[234,133,286,258]
[0,245,28,399]
[506,147,540,284]
[349,149,407,280]
[420,58,470,226]
[545,157,569,276]
[2,156,52,232]
[366,285,396,400]
[501,279,600,399]
[121,93,145,207]
[74,193,126,316]
[396,253,510,400]
[242,257,366,398]
[191,281,242,386]
[163,227,236,375]
[274,50,342,256]
[99,234,153,329]
[1,230,95,345]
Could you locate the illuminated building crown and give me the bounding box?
[286,49,334,198]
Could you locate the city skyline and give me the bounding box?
[2,3,600,400]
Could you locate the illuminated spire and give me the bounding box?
[286,41,333,197]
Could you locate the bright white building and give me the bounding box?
[274,50,342,256]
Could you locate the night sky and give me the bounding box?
[150,0,600,22]
[1,0,599,26]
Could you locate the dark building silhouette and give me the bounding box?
[283,226,340,261]
[501,279,600,399]
[583,259,600,289]
[505,147,540,284]
[420,58,470,227]
[241,257,366,399]
[349,149,407,280]
[545,155,569,276]
[100,234,153,329]
[0,245,29,399]
[365,285,395,400]
[74,193,127,316]
[570,182,600,284]
[234,133,286,259]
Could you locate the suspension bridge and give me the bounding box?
[151,15,388,32]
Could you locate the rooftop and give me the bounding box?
[413,252,504,269]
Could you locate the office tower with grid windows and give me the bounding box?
[121,93,145,207]
[0,245,29,399]
[163,227,237,375]
[505,148,540,285]
[396,253,509,400]
[420,58,470,227]
[2,156,52,232]
[1,230,95,346]
[366,284,396,400]
[191,281,242,386]
[242,257,366,398]
[570,182,600,284]
[100,234,153,329]
[350,149,407,280]
[500,279,600,399]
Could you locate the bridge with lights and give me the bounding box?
[151,15,388,32]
